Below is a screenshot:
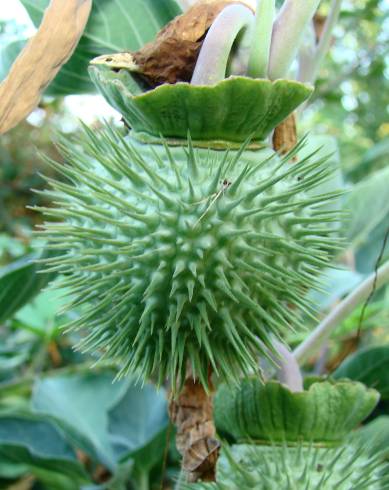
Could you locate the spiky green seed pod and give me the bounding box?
[35,64,340,389]
[185,443,389,489]
[37,123,341,389]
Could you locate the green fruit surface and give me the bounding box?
[38,124,340,389]
[186,443,388,489]
[89,66,313,144]
[215,378,380,445]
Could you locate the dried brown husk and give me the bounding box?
[132,1,251,86]
[273,113,298,157]
[169,368,220,482]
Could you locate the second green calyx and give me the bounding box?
[215,377,380,445]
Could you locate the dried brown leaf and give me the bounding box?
[0,0,92,134]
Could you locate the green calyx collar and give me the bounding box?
[215,377,379,446]
[89,66,312,144]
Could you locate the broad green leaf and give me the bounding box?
[0,39,27,85]
[0,254,55,324]
[0,412,76,460]
[16,0,182,95]
[0,412,89,489]
[347,138,389,181]
[333,346,389,399]
[108,383,168,471]
[355,221,389,274]
[109,383,168,456]
[32,370,130,470]
[31,369,170,485]
[344,165,389,273]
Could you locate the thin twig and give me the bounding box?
[293,260,389,364]
[356,227,389,340]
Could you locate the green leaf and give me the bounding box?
[333,346,389,399]
[0,254,55,324]
[31,370,129,470]
[344,166,389,273]
[14,289,69,336]
[31,369,170,488]
[109,383,168,457]
[0,39,27,85]
[347,138,389,181]
[108,383,168,471]
[0,411,89,489]
[0,39,27,75]
[0,412,76,460]
[17,0,182,95]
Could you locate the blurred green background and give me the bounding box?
[0,0,388,489]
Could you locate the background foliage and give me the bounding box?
[0,0,388,488]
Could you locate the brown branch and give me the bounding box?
[272,113,297,156]
[169,368,220,483]
[0,0,92,134]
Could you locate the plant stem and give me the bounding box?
[272,339,304,392]
[137,470,149,490]
[293,260,389,364]
[299,0,343,83]
[268,0,321,80]
[247,0,275,78]
[191,4,254,85]
[169,367,219,483]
